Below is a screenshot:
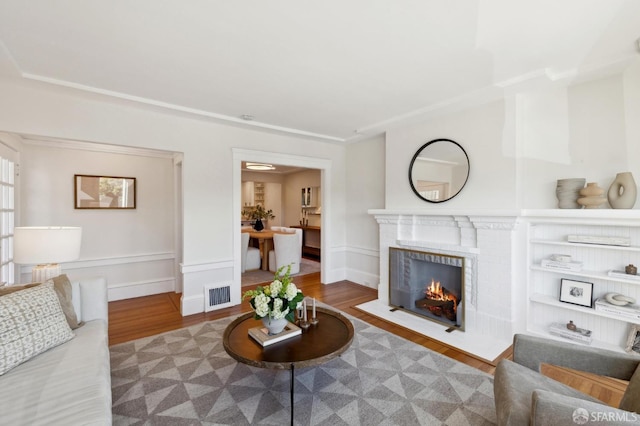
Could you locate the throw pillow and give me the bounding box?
[0,275,82,329]
[50,275,81,329]
[0,282,40,296]
[0,282,74,375]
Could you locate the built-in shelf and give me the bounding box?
[530,239,640,252]
[530,265,640,285]
[527,324,624,353]
[527,216,640,353]
[530,293,640,325]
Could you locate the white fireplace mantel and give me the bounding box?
[361,208,640,361]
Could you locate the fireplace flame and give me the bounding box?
[425,279,457,306]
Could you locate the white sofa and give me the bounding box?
[0,277,112,425]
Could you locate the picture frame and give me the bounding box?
[559,278,593,308]
[74,174,136,209]
[626,324,640,354]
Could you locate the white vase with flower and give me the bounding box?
[242,264,304,335]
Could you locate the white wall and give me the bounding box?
[0,76,347,315]
[345,135,385,288]
[382,66,640,212]
[385,99,518,210]
[17,140,176,299]
[283,169,321,228]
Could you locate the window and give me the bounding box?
[0,149,16,285]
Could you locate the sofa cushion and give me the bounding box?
[0,282,74,375]
[0,320,111,425]
[0,275,81,329]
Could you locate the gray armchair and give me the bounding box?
[494,334,640,425]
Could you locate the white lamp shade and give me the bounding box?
[13,227,82,264]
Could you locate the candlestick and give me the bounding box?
[303,300,307,322]
[310,297,319,325]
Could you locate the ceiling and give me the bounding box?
[0,1,638,143]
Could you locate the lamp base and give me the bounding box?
[31,264,62,282]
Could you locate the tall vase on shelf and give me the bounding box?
[608,172,637,209]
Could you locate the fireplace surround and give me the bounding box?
[360,209,522,360]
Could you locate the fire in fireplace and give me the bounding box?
[389,247,464,331]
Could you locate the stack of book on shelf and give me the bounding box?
[248,322,302,347]
[540,258,583,272]
[594,298,640,321]
[549,322,593,345]
[608,270,640,281]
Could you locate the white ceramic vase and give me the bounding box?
[608,172,637,209]
[261,316,287,335]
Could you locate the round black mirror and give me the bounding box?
[408,139,470,203]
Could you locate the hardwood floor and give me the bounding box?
[108,272,625,406]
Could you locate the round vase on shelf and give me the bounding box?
[253,219,264,231]
[577,182,607,209]
[556,178,585,209]
[608,172,637,209]
[261,316,287,335]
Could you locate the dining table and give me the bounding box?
[242,229,286,271]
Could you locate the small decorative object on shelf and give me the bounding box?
[242,264,305,336]
[555,178,585,209]
[625,324,640,354]
[626,264,638,275]
[549,322,592,345]
[577,182,607,209]
[567,235,631,247]
[608,172,637,209]
[566,320,577,331]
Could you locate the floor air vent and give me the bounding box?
[204,284,232,312]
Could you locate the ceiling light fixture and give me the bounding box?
[246,162,275,171]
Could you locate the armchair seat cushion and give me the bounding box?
[494,359,602,425]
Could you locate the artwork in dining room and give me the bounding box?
[74,174,136,209]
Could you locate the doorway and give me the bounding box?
[233,149,331,295]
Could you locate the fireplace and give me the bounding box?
[389,247,464,331]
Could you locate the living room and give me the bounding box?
[1,2,640,424]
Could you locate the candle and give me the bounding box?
[312,298,316,319]
[303,300,307,322]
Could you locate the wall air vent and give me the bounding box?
[204,283,232,312]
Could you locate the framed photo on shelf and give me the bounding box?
[626,324,640,354]
[559,278,593,308]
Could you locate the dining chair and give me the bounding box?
[268,233,300,274]
[241,232,261,272]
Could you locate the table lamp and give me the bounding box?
[13,226,82,282]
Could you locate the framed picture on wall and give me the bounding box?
[74,174,136,209]
[559,278,593,308]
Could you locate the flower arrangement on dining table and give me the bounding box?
[242,264,304,324]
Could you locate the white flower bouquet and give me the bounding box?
[242,264,304,323]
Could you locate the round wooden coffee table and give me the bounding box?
[223,306,354,425]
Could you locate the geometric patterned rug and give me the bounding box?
[110,312,497,425]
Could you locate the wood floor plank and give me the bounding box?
[108,272,625,406]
